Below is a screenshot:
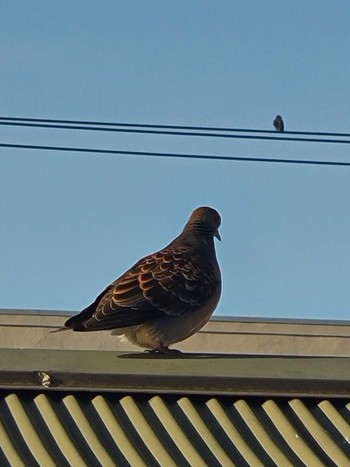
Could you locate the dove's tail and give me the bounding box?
[49,327,69,334]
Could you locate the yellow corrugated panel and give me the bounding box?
[0,418,26,467]
[318,401,350,446]
[63,395,115,467]
[345,401,350,436]
[92,395,147,467]
[289,399,350,466]
[178,397,235,467]
[34,394,87,467]
[207,398,262,466]
[149,395,207,467]
[233,399,293,467]
[262,399,323,466]
[2,390,350,465]
[4,394,56,467]
[119,395,177,467]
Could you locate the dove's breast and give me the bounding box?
[119,274,221,349]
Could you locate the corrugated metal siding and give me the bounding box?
[0,392,350,466]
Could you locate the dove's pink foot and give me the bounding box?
[147,345,182,355]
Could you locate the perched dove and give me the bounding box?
[273,115,284,132]
[63,207,222,354]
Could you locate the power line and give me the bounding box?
[0,117,349,144]
[1,115,350,137]
[1,142,349,167]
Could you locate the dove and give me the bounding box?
[273,115,284,132]
[62,207,222,354]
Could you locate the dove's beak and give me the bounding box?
[215,230,221,241]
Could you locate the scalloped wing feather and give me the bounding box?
[67,246,218,331]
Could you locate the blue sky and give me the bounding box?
[1,2,350,320]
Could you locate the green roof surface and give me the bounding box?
[0,348,350,397]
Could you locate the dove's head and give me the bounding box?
[185,206,221,242]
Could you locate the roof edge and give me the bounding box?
[0,348,349,398]
[1,308,349,326]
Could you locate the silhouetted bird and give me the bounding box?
[273,115,284,132]
[61,207,222,354]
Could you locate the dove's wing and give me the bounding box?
[65,246,218,331]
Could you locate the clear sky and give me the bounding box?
[1,1,350,320]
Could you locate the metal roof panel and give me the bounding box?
[1,392,350,465]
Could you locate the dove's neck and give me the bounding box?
[185,220,214,240]
[171,223,216,253]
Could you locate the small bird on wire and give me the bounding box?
[59,207,222,354]
[273,115,284,132]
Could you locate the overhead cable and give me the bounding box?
[0,142,349,167]
[0,116,349,144]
